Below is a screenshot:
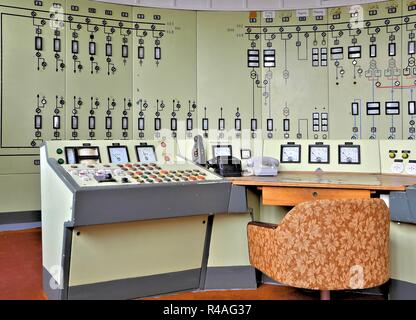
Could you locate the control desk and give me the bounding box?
[40,140,254,300]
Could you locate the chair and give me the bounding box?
[247,199,390,300]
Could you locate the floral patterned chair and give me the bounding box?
[247,198,390,300]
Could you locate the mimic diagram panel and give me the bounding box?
[0,0,197,213]
[327,3,404,140]
[259,10,330,141]
[2,0,416,215]
[197,11,262,143]
[212,0,416,140]
[0,0,196,153]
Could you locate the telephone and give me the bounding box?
[192,135,206,165]
[207,156,242,177]
[246,156,279,176]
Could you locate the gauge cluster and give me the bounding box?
[279,142,362,166]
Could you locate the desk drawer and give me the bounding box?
[262,187,371,206]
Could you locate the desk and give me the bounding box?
[230,172,416,299]
[229,172,416,206]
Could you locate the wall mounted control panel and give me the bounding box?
[231,139,416,176]
[263,139,380,173]
[380,140,416,175]
[4,0,416,215]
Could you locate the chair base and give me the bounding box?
[320,290,330,300]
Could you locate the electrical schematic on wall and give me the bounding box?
[0,0,197,215]
[227,0,416,140]
[3,0,416,217]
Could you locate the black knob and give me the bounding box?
[105,173,112,180]
[121,177,129,183]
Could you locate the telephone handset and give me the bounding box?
[246,156,279,176]
[192,135,206,165]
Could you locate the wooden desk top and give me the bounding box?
[229,172,416,191]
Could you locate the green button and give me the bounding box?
[58,158,65,165]
[56,148,63,155]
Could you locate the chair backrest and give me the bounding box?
[274,198,390,290]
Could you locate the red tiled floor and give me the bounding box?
[0,228,382,300]
[0,228,45,300]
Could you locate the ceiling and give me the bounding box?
[94,0,387,11]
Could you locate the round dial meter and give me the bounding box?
[391,162,404,174]
[309,145,330,164]
[338,145,361,164]
[280,145,301,163]
[405,162,416,175]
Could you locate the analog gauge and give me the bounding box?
[240,149,252,160]
[338,145,361,164]
[391,161,404,174]
[405,162,416,175]
[108,146,129,164]
[309,145,330,164]
[280,144,301,163]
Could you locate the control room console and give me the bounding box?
[40,140,254,300]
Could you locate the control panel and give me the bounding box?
[380,140,416,175]
[64,162,214,187]
[46,140,220,187]
[262,139,381,173]
[4,0,416,216]
[40,139,241,300]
